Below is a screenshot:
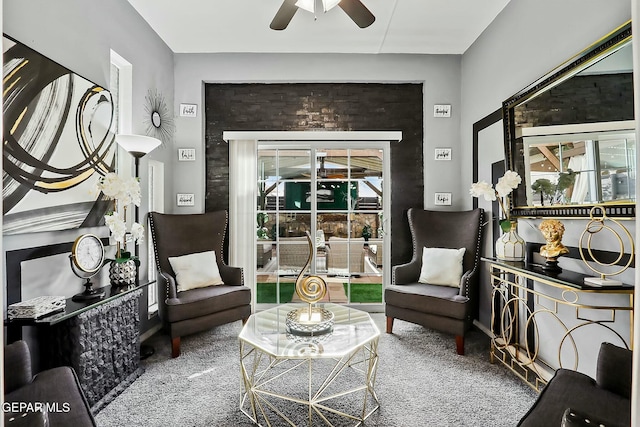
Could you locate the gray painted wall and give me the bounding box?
[461,0,634,380]
[461,0,633,241]
[173,52,462,213]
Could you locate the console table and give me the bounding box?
[6,283,152,412]
[483,258,633,392]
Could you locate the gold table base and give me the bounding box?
[240,339,379,427]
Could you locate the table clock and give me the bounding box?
[70,234,106,301]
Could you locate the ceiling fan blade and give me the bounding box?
[338,0,375,28]
[270,0,299,30]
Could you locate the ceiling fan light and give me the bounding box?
[295,0,315,14]
[322,0,341,12]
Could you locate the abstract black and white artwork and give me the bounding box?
[3,35,116,234]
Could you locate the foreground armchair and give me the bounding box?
[4,340,96,427]
[148,211,251,358]
[385,208,484,355]
[518,342,631,427]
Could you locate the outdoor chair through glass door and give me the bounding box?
[255,143,389,308]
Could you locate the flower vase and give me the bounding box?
[495,221,525,261]
[109,259,137,287]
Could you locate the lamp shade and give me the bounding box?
[116,134,161,158]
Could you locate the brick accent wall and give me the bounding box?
[204,83,424,265]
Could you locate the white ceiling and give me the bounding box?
[126,0,511,55]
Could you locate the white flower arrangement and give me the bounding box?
[469,170,522,232]
[96,172,144,261]
[98,173,141,206]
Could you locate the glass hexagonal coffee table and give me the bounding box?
[239,303,380,427]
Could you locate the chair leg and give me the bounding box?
[455,335,464,355]
[171,337,181,358]
[386,316,394,334]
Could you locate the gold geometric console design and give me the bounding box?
[579,205,635,286]
[484,259,633,392]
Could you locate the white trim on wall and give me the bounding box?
[110,50,134,178]
[631,3,639,425]
[223,131,403,142]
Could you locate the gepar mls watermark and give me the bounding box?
[3,401,71,414]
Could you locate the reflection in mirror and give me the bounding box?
[151,111,162,128]
[504,21,634,217]
[521,122,635,206]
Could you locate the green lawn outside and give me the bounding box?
[256,283,295,303]
[255,282,382,304]
[343,283,383,303]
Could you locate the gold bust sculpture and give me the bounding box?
[539,219,569,259]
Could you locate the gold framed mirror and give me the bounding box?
[503,21,634,218]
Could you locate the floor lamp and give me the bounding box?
[116,134,161,360]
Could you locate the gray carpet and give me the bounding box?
[95,313,537,426]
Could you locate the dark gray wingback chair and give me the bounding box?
[518,342,631,427]
[385,208,484,355]
[148,211,251,358]
[4,340,96,427]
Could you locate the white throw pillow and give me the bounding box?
[418,247,466,287]
[168,250,224,292]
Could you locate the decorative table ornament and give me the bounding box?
[108,259,137,287]
[538,219,570,272]
[286,232,335,338]
[579,206,634,286]
[96,172,144,287]
[285,307,335,337]
[495,221,525,262]
[470,170,524,261]
[8,296,66,320]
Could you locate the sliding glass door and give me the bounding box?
[255,142,389,307]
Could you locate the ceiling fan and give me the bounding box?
[270,0,375,30]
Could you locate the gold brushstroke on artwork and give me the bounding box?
[3,75,21,97]
[2,59,28,85]
[36,169,94,190]
[10,107,28,135]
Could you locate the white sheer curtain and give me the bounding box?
[228,139,257,300]
[569,154,589,203]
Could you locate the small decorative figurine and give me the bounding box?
[539,219,569,272]
[286,232,334,339]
